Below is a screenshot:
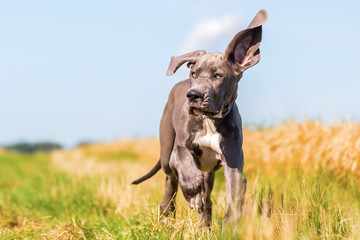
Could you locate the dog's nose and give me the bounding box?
[187,90,203,103]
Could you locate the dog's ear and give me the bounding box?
[166,50,206,76]
[224,9,268,73]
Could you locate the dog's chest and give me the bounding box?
[192,118,223,172]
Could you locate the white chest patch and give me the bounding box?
[193,118,223,172]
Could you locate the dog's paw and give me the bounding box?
[188,193,206,210]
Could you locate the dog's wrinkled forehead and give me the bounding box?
[192,53,231,72]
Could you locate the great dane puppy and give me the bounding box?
[133,9,268,227]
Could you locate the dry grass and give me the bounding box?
[244,120,360,176]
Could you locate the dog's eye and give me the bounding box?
[191,72,196,78]
[214,74,222,79]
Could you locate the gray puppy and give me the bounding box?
[133,9,268,227]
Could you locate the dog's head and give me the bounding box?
[166,10,268,118]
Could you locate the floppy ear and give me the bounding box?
[224,9,268,73]
[166,50,206,76]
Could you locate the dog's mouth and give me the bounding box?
[188,102,232,118]
[190,106,220,117]
[188,102,220,117]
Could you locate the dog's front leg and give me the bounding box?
[170,146,206,211]
[222,152,247,226]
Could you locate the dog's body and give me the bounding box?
[133,10,268,227]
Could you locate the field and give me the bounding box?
[0,120,359,239]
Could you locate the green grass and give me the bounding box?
[0,152,127,239]
[0,151,359,239]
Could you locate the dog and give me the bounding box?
[132,9,268,227]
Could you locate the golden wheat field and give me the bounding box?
[1,120,360,239]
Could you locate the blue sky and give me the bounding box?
[1,1,360,147]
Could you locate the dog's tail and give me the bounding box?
[131,159,161,185]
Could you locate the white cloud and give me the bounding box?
[179,14,245,54]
